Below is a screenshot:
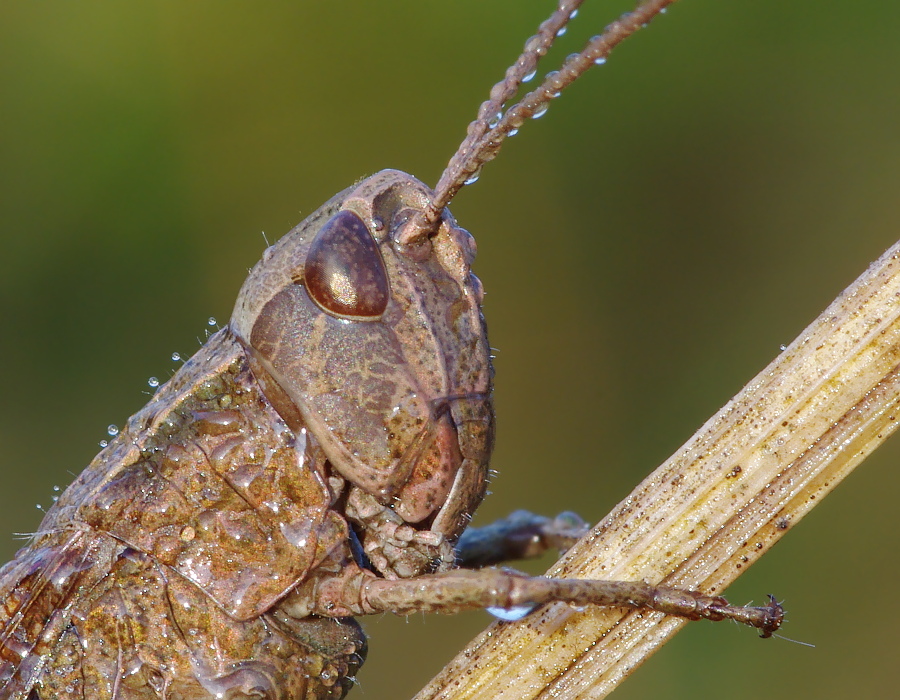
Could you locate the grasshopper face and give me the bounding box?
[233,171,494,541]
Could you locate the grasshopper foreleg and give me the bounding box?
[298,563,784,638]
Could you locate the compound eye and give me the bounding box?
[304,210,390,320]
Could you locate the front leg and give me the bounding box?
[289,562,784,639]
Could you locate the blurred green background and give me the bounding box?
[2,1,900,698]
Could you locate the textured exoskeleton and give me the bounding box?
[0,171,495,698]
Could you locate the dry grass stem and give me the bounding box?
[414,241,900,699]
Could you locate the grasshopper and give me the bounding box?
[0,1,786,698]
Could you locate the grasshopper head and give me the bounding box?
[232,170,493,543]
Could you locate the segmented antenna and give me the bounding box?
[401,0,678,244]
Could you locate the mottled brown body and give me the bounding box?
[0,332,366,699]
[0,172,496,699]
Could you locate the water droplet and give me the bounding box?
[171,352,182,362]
[780,344,787,351]
[523,69,536,83]
[545,71,562,98]
[148,377,159,388]
[509,128,519,137]
[207,317,217,326]
[594,56,607,66]
[531,106,548,119]
[487,604,536,621]
[107,425,119,436]
[99,439,108,448]
[488,111,502,129]
[556,26,567,37]
[464,167,482,185]
[570,8,579,18]
[53,485,60,492]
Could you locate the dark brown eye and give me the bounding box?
[303,210,390,320]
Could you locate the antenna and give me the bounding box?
[401,0,677,244]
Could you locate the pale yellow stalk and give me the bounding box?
[414,242,900,699]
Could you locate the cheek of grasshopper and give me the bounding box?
[0,2,786,699]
